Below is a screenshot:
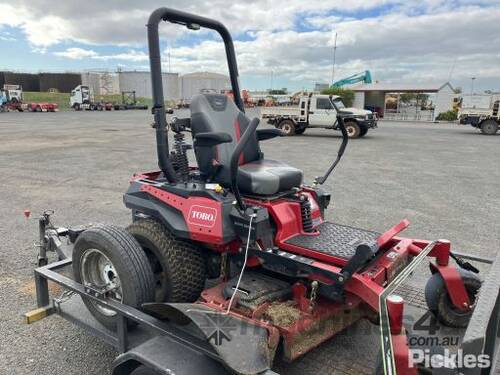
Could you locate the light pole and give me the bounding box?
[331,32,338,84]
[470,77,476,96]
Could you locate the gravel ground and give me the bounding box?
[0,110,499,375]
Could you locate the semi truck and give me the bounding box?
[70,85,113,111]
[260,94,377,138]
[458,94,500,135]
[0,85,58,112]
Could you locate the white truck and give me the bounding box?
[260,94,377,138]
[458,94,500,135]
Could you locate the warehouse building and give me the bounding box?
[39,73,82,92]
[352,82,455,121]
[0,72,40,91]
[118,71,180,100]
[180,72,230,100]
[81,72,120,96]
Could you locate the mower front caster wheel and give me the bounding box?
[425,268,481,328]
[127,219,207,303]
[73,225,155,330]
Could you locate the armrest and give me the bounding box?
[256,128,283,141]
[194,132,233,147]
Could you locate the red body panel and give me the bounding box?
[141,184,225,244]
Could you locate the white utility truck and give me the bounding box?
[260,94,377,138]
[458,94,500,135]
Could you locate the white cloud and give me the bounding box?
[54,48,98,59]
[53,48,148,62]
[1,1,500,90]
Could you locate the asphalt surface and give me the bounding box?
[0,110,499,375]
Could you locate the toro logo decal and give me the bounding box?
[188,205,217,228]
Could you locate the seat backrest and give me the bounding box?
[190,94,261,183]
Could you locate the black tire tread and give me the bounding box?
[278,119,296,136]
[127,219,206,302]
[73,225,155,329]
[480,119,498,135]
[425,268,481,328]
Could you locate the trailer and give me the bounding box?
[0,84,58,112]
[114,91,148,110]
[25,210,500,375]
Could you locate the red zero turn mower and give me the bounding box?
[26,8,500,375]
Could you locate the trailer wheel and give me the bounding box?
[480,119,498,135]
[127,219,207,303]
[359,127,368,137]
[344,121,361,138]
[73,225,155,330]
[130,365,160,375]
[425,268,481,328]
[279,120,296,136]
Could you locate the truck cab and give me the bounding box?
[2,84,23,103]
[70,85,92,109]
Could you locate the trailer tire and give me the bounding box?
[480,119,498,135]
[425,268,481,328]
[344,121,361,138]
[127,219,206,303]
[73,225,155,330]
[279,119,296,136]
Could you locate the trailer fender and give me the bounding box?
[142,302,278,375]
[112,335,226,375]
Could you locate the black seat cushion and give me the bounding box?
[238,159,303,195]
[190,94,303,195]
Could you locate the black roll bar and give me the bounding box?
[147,8,244,182]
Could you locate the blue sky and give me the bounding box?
[1,1,500,92]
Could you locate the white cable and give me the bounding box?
[223,213,255,315]
[186,213,256,316]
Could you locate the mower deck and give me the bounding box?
[284,222,380,261]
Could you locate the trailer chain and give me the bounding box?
[53,289,75,306]
[309,280,319,312]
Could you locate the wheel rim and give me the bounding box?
[80,249,123,316]
[484,123,495,133]
[346,125,356,136]
[282,123,292,134]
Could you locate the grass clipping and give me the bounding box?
[265,301,301,327]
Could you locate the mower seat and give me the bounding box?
[190,94,302,195]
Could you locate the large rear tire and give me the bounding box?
[480,119,498,135]
[127,219,207,303]
[425,268,481,328]
[278,119,296,136]
[73,225,155,330]
[344,121,361,138]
